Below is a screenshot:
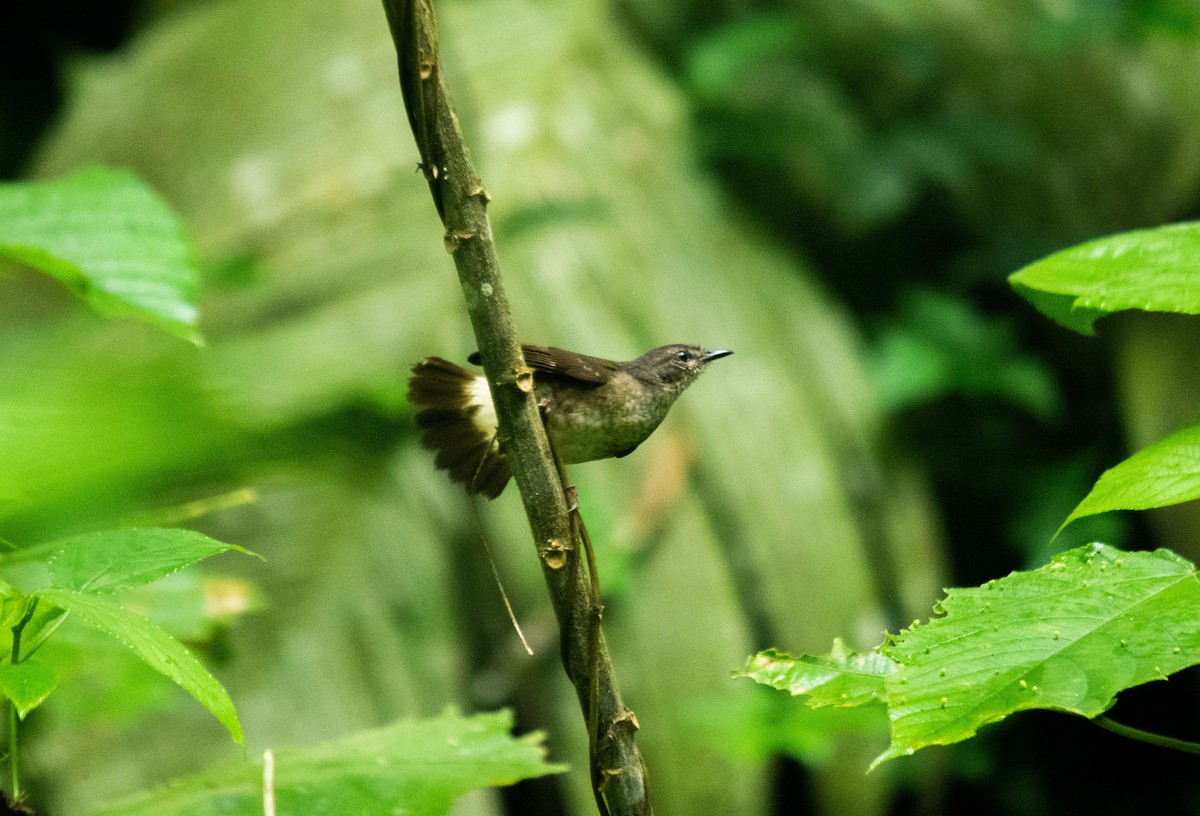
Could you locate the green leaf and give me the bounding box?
[46,528,253,594]
[0,167,201,343]
[92,709,565,816]
[0,589,34,630]
[875,544,1200,766]
[0,660,58,718]
[737,640,898,708]
[32,587,242,745]
[689,689,889,765]
[744,545,1200,769]
[1009,221,1200,334]
[1061,424,1200,532]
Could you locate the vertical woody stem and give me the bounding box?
[380,2,651,813]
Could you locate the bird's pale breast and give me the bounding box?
[539,372,674,463]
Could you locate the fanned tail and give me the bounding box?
[408,357,511,498]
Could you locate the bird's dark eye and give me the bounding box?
[675,350,690,362]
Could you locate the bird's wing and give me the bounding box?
[467,346,618,385]
[520,345,619,385]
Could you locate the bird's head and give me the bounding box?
[627,344,733,390]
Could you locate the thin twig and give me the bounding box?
[1093,715,1200,755]
[262,749,276,816]
[6,705,16,804]
[379,2,651,813]
[471,500,534,656]
[7,599,38,803]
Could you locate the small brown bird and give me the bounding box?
[408,344,733,497]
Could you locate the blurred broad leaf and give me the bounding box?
[44,527,254,594]
[742,544,1200,768]
[736,640,896,708]
[32,587,243,745]
[1010,221,1200,334]
[688,687,889,765]
[0,659,58,719]
[1061,424,1200,531]
[92,708,565,816]
[0,167,201,343]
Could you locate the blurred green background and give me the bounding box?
[3,0,1200,813]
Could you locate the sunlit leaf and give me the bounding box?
[744,545,1200,769]
[0,659,58,718]
[1061,424,1200,531]
[875,544,1200,766]
[46,528,254,594]
[737,640,897,708]
[93,708,565,816]
[689,689,889,765]
[0,167,201,343]
[0,588,35,630]
[33,587,242,745]
[1009,221,1200,334]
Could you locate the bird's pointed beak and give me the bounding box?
[702,349,733,362]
